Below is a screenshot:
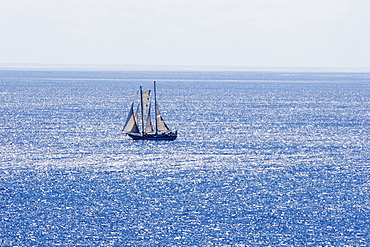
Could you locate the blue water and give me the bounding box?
[1,69,369,246]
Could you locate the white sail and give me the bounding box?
[155,104,169,131]
[123,102,140,133]
[141,90,151,118]
[145,105,154,133]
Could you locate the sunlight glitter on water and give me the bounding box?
[1,70,369,246]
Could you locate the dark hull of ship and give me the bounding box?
[127,133,177,141]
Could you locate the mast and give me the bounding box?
[140,86,144,135]
[154,81,158,135]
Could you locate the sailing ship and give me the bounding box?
[122,81,177,140]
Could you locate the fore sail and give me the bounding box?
[123,102,139,133]
[155,104,169,131]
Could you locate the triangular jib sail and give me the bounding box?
[123,102,139,133]
[155,104,169,132]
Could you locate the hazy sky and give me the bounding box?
[1,0,369,68]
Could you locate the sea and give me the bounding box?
[1,67,369,246]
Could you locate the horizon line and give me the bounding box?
[1,63,369,73]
